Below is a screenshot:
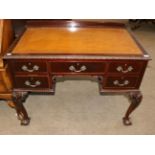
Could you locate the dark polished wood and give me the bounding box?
[104,76,139,89]
[14,76,50,89]
[26,20,126,28]
[4,20,150,126]
[11,60,47,74]
[123,91,142,125]
[50,61,106,74]
[108,60,144,74]
[12,91,30,125]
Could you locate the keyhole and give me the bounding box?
[121,77,125,80]
[77,63,80,66]
[30,77,34,81]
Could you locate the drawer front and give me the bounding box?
[50,62,106,74]
[104,76,139,89]
[108,61,144,74]
[14,76,50,89]
[12,61,47,73]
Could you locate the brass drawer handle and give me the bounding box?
[116,66,133,73]
[24,80,41,88]
[21,65,39,72]
[69,65,87,73]
[113,80,129,86]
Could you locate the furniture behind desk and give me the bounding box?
[4,21,150,126]
[0,19,14,107]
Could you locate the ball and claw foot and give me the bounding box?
[123,117,132,126]
[20,118,31,126]
[17,113,31,126]
[13,92,30,126]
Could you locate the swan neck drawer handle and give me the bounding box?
[21,65,39,72]
[69,65,87,73]
[113,80,129,86]
[24,80,41,88]
[116,66,133,73]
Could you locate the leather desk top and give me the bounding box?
[12,27,143,56]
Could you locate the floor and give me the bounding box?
[0,24,155,134]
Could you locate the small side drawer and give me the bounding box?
[108,61,144,74]
[14,76,50,89]
[103,76,139,89]
[12,61,47,73]
[50,61,106,74]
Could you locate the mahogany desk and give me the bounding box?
[4,21,150,125]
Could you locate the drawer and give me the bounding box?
[14,76,50,89]
[108,61,144,74]
[103,76,139,89]
[12,61,47,73]
[50,61,106,74]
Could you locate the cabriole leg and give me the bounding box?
[123,91,142,126]
[12,92,30,125]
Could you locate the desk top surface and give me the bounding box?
[12,25,143,56]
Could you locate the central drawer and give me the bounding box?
[50,61,106,74]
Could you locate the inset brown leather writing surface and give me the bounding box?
[13,27,142,55]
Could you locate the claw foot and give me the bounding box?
[123,91,142,126]
[123,117,132,126]
[12,92,30,125]
[20,117,31,126]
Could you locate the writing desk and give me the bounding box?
[4,21,150,125]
